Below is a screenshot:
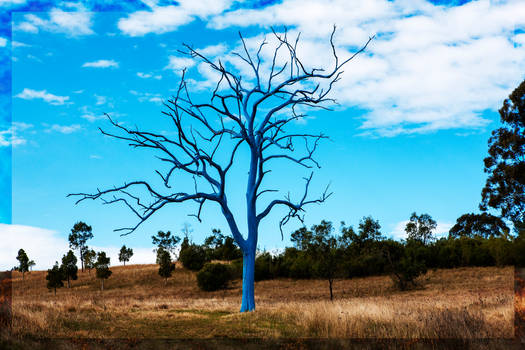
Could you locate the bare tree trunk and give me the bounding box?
[80,248,84,272]
[101,279,104,291]
[329,278,334,301]
[67,276,70,288]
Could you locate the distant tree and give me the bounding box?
[28,260,35,272]
[291,226,314,251]
[383,239,427,291]
[158,249,175,285]
[357,216,383,249]
[83,248,96,275]
[60,250,78,288]
[405,212,437,245]
[449,213,509,239]
[118,245,134,266]
[480,79,525,231]
[46,262,64,295]
[94,251,112,291]
[310,220,342,300]
[69,221,94,272]
[204,229,242,261]
[16,249,29,280]
[151,230,181,258]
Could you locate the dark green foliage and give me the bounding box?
[290,227,313,251]
[158,249,175,284]
[118,245,134,265]
[357,216,383,246]
[69,221,93,272]
[83,249,96,274]
[46,262,64,295]
[384,239,427,291]
[405,212,437,245]
[203,229,242,261]
[179,241,209,271]
[151,230,180,257]
[254,252,274,281]
[196,263,232,291]
[449,213,509,239]
[156,247,168,264]
[60,250,78,288]
[480,79,525,228]
[16,249,29,280]
[94,251,112,291]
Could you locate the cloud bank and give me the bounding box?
[0,224,157,270]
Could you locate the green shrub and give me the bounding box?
[179,244,209,271]
[230,258,243,279]
[197,263,232,291]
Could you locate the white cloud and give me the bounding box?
[137,72,163,79]
[0,37,6,47]
[15,8,93,36]
[0,224,69,270]
[165,55,195,74]
[12,40,30,48]
[45,124,82,134]
[197,43,228,56]
[15,88,70,105]
[0,224,157,270]
[82,59,119,68]
[0,122,33,147]
[89,154,102,159]
[207,0,525,136]
[117,0,234,36]
[390,220,453,241]
[81,113,104,122]
[95,95,107,105]
[0,0,26,7]
[129,90,164,104]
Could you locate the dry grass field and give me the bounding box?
[7,264,515,340]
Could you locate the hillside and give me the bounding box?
[8,265,514,339]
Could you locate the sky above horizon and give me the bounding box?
[1,0,524,270]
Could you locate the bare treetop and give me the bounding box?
[70,26,373,250]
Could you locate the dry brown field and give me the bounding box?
[6,264,515,340]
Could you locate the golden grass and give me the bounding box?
[8,265,514,339]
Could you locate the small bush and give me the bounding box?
[197,263,232,291]
[179,244,209,271]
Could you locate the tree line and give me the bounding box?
[13,210,524,299]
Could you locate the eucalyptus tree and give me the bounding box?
[71,27,372,312]
[118,245,134,266]
[480,79,525,233]
[405,212,437,245]
[69,221,94,272]
[46,262,64,296]
[16,249,29,280]
[60,250,78,288]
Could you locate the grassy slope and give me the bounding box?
[9,264,514,339]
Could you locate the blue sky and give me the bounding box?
[1,0,525,269]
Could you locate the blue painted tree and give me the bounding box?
[71,27,372,312]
